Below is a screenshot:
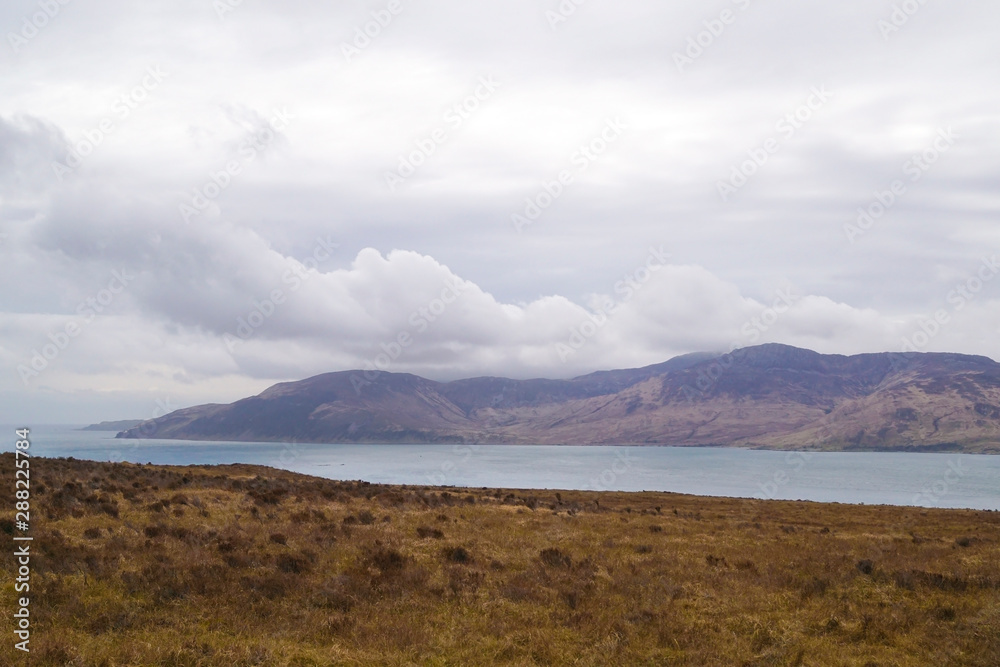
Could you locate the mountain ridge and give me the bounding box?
[118,344,1000,453]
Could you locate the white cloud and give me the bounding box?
[0,0,998,421]
[5,227,999,423]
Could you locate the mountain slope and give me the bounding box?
[117,344,1000,453]
[80,419,144,431]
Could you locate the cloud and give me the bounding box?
[0,0,998,421]
[0,114,68,201]
[7,221,997,406]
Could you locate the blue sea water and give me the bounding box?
[6,424,999,510]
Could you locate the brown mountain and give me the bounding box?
[117,344,1000,453]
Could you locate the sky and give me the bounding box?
[1,0,999,423]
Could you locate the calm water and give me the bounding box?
[6,424,1000,510]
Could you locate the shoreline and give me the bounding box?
[111,435,1000,455]
[3,453,997,664]
[17,454,1000,512]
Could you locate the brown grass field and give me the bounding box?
[1,453,999,666]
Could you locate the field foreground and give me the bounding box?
[2,454,999,666]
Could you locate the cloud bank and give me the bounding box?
[1,0,998,421]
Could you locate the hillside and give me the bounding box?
[3,455,998,665]
[80,419,144,432]
[117,344,1000,453]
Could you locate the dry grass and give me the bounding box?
[1,453,999,665]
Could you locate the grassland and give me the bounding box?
[2,453,999,666]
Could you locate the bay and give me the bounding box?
[7,424,1000,510]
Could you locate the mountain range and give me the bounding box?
[117,344,1000,453]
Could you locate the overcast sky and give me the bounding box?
[2,0,999,423]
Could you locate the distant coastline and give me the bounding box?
[79,419,144,432]
[113,344,1000,455]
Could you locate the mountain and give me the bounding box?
[80,419,144,431]
[117,344,1000,453]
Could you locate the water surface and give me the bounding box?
[7,425,999,510]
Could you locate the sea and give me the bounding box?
[6,424,1000,510]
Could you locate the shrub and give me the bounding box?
[144,524,165,539]
[416,526,444,539]
[312,576,357,612]
[540,547,572,568]
[146,500,166,513]
[443,546,472,564]
[224,553,252,569]
[367,547,406,574]
[933,606,957,621]
[243,574,289,600]
[277,553,310,574]
[801,577,829,600]
[217,537,241,553]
